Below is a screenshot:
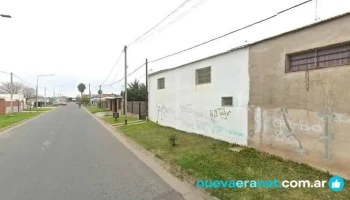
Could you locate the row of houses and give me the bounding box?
[147,13,350,179]
[0,93,64,114]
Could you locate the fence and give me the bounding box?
[0,99,23,114]
[122,101,147,120]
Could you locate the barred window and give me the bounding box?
[196,66,211,85]
[157,78,165,89]
[222,97,233,106]
[287,42,350,72]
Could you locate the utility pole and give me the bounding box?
[36,77,39,112]
[44,87,47,107]
[89,83,91,106]
[145,59,148,121]
[99,85,102,108]
[10,72,13,113]
[53,87,55,104]
[124,45,128,125]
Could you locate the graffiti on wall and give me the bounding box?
[155,102,245,143]
[156,103,169,121]
[210,108,231,120]
[250,107,349,159]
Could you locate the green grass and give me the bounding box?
[120,122,350,200]
[85,106,105,114]
[0,112,41,130]
[23,107,52,111]
[103,115,137,124]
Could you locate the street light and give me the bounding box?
[0,14,11,18]
[1,14,12,111]
[36,74,54,112]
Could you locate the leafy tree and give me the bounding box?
[0,82,23,94]
[98,89,102,95]
[120,79,147,101]
[77,83,86,97]
[80,95,89,104]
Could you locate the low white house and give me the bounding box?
[148,46,250,145]
[0,94,26,113]
[0,94,25,102]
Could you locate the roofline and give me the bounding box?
[149,44,249,76]
[149,12,350,77]
[249,12,350,46]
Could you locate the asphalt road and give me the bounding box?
[0,103,184,200]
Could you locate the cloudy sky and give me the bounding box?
[0,0,349,97]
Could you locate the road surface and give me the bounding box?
[0,103,184,200]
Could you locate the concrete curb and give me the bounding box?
[0,110,52,136]
[83,107,215,200]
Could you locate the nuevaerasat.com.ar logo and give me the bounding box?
[196,175,346,192]
[328,176,344,192]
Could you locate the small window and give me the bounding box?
[287,42,350,72]
[222,97,233,106]
[196,66,211,85]
[157,78,165,89]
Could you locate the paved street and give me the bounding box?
[0,103,184,200]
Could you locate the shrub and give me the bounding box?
[168,134,178,147]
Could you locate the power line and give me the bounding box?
[12,74,52,91]
[138,0,207,44]
[128,0,192,47]
[138,73,146,79]
[0,70,10,75]
[102,63,146,87]
[101,0,313,87]
[100,49,124,85]
[149,0,313,64]
[12,74,36,87]
[111,53,124,83]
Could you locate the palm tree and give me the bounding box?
[77,83,86,98]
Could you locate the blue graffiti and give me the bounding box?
[181,120,195,129]
[211,124,244,138]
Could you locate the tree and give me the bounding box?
[120,79,147,101]
[0,82,23,94]
[80,95,89,104]
[22,86,36,102]
[77,83,86,97]
[98,89,102,95]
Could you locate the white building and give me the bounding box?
[0,94,25,102]
[0,94,26,113]
[148,46,249,145]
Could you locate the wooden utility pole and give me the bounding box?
[99,85,102,108]
[145,59,148,121]
[89,83,91,106]
[124,45,128,125]
[10,72,13,113]
[44,87,47,107]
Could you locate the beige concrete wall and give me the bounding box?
[248,14,350,179]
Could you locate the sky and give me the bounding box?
[0,0,349,97]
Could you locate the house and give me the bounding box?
[90,94,119,108]
[149,46,249,145]
[148,12,350,178]
[27,97,50,107]
[0,94,26,114]
[105,96,123,113]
